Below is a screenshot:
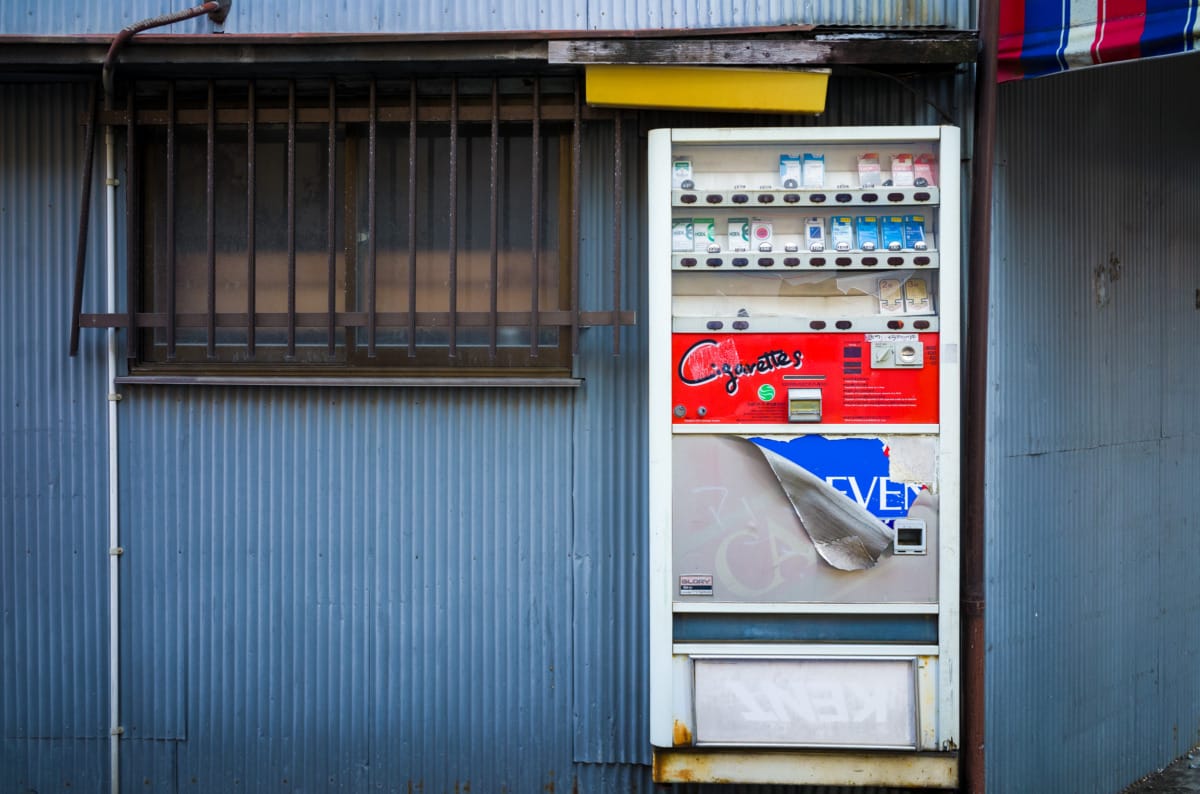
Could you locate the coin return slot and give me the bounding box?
[788,388,822,423]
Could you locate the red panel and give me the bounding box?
[671,333,939,425]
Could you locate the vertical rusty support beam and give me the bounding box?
[367,77,377,358]
[447,78,459,358]
[611,110,623,355]
[205,79,216,359]
[166,81,177,360]
[69,82,98,357]
[964,0,999,791]
[529,76,541,359]
[326,78,337,357]
[125,84,140,361]
[488,78,499,359]
[406,80,417,358]
[246,80,256,356]
[570,79,581,357]
[286,79,297,359]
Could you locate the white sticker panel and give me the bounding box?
[693,657,917,748]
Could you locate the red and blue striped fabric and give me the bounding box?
[999,0,1200,80]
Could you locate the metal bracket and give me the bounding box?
[111,726,125,736]
[107,392,122,402]
[209,0,232,25]
[109,547,124,557]
[105,177,120,187]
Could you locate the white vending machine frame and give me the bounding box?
[648,126,961,787]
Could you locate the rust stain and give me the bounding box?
[672,719,693,747]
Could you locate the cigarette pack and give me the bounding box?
[830,216,854,251]
[672,159,693,189]
[857,153,881,188]
[728,217,750,252]
[802,153,825,188]
[903,215,928,250]
[779,154,802,189]
[881,216,905,251]
[914,154,937,187]
[804,217,826,252]
[891,153,914,187]
[750,218,773,249]
[692,218,716,252]
[672,219,694,252]
[855,216,880,251]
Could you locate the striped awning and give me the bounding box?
[999,1,1200,81]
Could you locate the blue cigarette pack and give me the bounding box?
[881,216,905,251]
[903,215,928,250]
[855,216,880,251]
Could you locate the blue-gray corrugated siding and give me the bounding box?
[989,56,1200,793]
[0,0,973,35]
[0,82,111,791]
[2,71,970,793]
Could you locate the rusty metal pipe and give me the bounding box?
[101,1,228,103]
[69,82,98,357]
[964,0,1000,790]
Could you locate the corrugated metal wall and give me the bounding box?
[989,54,1200,793]
[0,82,111,791]
[0,64,973,794]
[0,0,973,35]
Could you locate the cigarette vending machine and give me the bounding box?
[648,127,960,787]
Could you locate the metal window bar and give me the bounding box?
[326,79,337,357]
[286,79,297,359]
[447,78,459,358]
[406,80,417,359]
[529,76,540,360]
[488,78,499,359]
[206,79,216,359]
[125,84,140,361]
[166,81,177,360]
[74,75,638,369]
[612,110,622,356]
[246,80,256,356]
[366,77,377,358]
[570,81,581,357]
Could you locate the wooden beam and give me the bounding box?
[549,36,979,66]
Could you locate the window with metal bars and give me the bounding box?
[75,74,634,381]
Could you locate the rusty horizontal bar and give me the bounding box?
[97,100,601,127]
[79,310,637,328]
[114,374,584,387]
